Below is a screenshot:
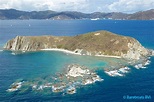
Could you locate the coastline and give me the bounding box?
[40,48,122,58]
[41,48,152,72]
[95,54,122,58]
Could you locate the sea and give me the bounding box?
[0,20,154,102]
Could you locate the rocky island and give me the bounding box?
[5,30,154,95]
[4,30,150,60]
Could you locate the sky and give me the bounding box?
[0,0,154,13]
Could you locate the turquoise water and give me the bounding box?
[0,20,154,102]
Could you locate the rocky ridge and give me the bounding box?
[4,30,149,60]
[0,9,154,20]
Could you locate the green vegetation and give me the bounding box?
[4,30,137,56]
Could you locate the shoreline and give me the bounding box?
[40,48,122,59]
[95,54,121,58]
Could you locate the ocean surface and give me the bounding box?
[0,20,154,102]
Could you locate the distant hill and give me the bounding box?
[127,9,154,20]
[0,9,154,20]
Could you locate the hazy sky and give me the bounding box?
[0,0,154,13]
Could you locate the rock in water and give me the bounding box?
[4,30,149,59]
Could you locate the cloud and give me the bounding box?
[108,0,154,13]
[0,0,153,13]
[0,0,88,12]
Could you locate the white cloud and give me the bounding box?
[108,0,154,13]
[0,0,153,13]
[0,0,88,12]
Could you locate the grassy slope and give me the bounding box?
[5,30,137,56]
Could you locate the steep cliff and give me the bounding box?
[4,36,71,51]
[4,31,149,59]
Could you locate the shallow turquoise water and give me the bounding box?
[0,50,129,101]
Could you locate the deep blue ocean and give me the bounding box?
[0,20,154,102]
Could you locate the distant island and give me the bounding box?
[0,9,154,20]
[4,30,152,60]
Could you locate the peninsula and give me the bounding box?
[4,30,150,60]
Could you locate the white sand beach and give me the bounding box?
[96,54,122,58]
[41,48,122,59]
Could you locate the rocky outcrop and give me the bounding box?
[4,30,149,59]
[121,39,149,59]
[4,35,70,51]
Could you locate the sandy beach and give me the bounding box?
[96,54,122,58]
[41,48,122,59]
[41,48,122,58]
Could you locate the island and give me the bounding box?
[4,30,150,60]
[5,30,154,95]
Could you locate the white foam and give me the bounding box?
[32,84,37,89]
[52,84,66,92]
[7,81,24,92]
[134,59,151,69]
[37,85,43,90]
[105,70,124,77]
[118,67,130,73]
[134,64,147,69]
[11,53,15,55]
[144,60,151,66]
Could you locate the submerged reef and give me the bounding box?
[7,64,103,95]
[6,56,152,95]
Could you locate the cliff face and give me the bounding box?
[4,31,149,59]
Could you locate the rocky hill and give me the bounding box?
[0,9,153,20]
[127,9,154,20]
[4,31,149,60]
